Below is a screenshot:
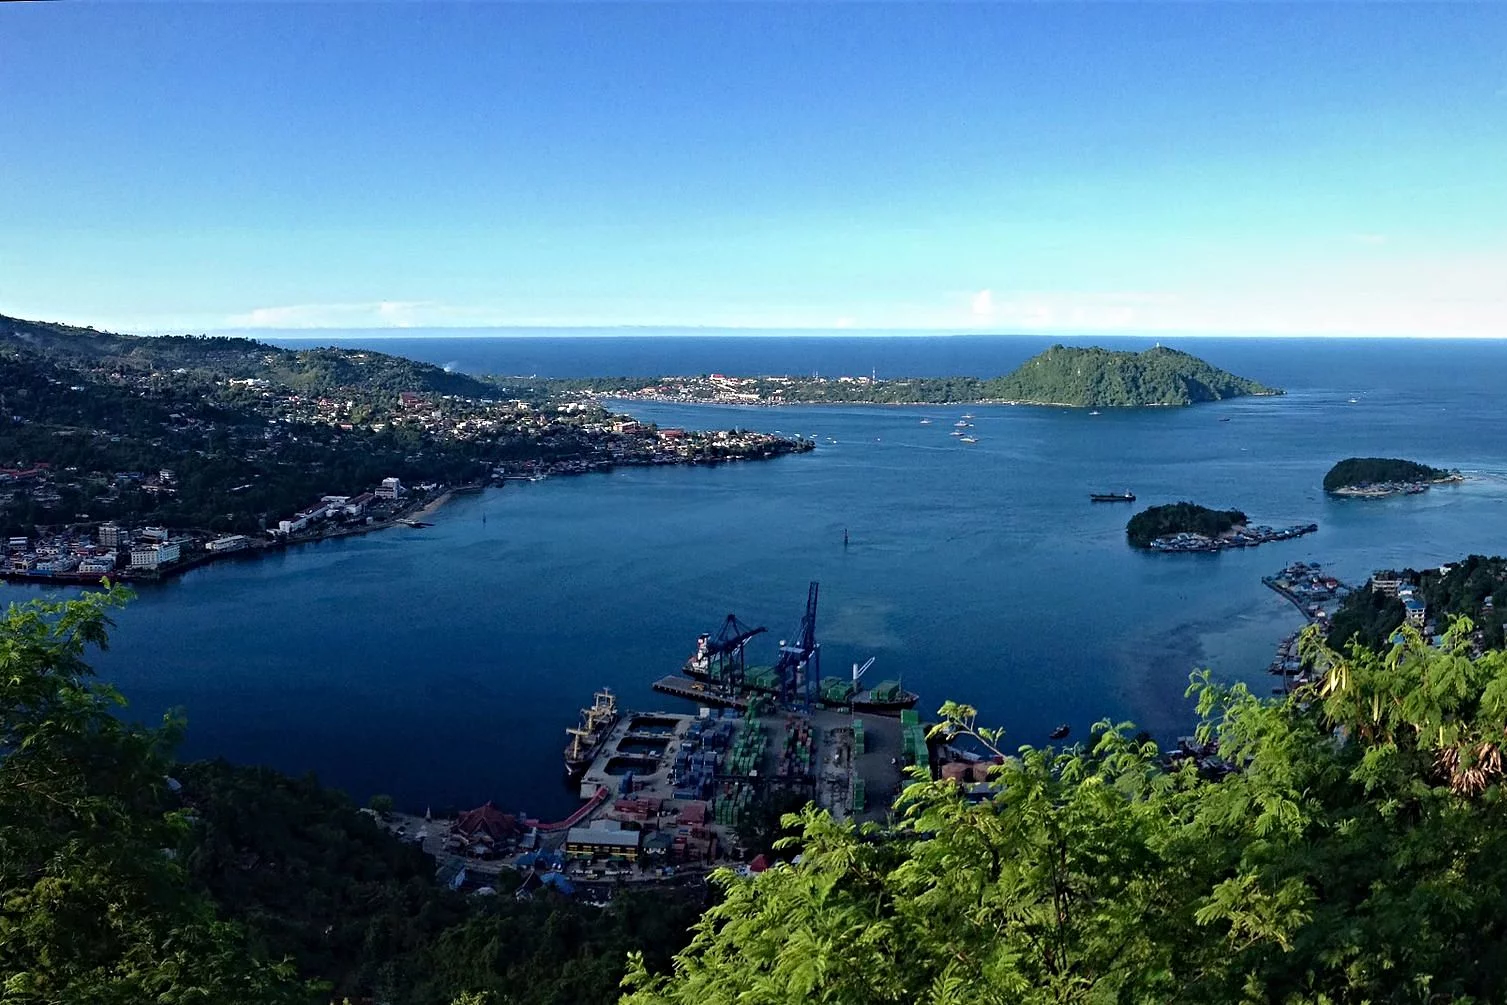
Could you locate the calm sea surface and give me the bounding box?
[13,335,1507,819]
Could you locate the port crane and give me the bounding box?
[690,615,767,687]
[774,581,820,711]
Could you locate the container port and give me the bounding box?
[376,580,931,896]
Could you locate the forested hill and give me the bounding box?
[0,313,500,399]
[985,344,1279,407]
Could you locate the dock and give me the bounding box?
[651,676,749,711]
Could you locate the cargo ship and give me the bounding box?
[681,644,919,714]
[679,589,919,715]
[1089,491,1135,502]
[563,688,620,780]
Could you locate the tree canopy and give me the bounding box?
[1323,457,1455,492]
[0,590,702,1005]
[626,620,1507,1004]
[1125,501,1247,548]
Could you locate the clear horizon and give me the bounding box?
[3,3,1504,338]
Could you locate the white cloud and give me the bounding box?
[226,301,432,329]
[970,289,995,318]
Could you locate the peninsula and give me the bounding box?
[557,344,1282,409]
[1323,457,1462,497]
[1126,501,1317,552]
[0,314,812,582]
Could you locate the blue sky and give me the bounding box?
[2,3,1504,336]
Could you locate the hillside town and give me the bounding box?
[0,322,816,560]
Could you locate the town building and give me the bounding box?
[207,535,250,553]
[376,477,404,500]
[97,523,125,548]
[563,820,642,862]
[129,541,181,569]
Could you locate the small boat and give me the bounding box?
[959,436,977,444]
[961,413,974,419]
[919,418,932,425]
[1219,417,1231,422]
[1049,724,1070,740]
[1089,492,1135,503]
[1089,410,1100,416]
[1348,398,1358,403]
[950,430,963,437]
[953,420,969,428]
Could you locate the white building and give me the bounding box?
[277,515,311,536]
[129,542,181,569]
[97,523,125,548]
[376,477,404,500]
[140,526,170,542]
[207,535,249,553]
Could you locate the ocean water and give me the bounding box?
[12,335,1507,820]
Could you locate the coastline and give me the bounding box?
[1328,473,1466,498]
[0,486,471,591]
[599,393,1251,410]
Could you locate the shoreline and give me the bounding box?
[598,393,1255,410]
[0,486,472,591]
[1329,474,1466,499]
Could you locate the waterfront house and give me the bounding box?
[453,801,520,846]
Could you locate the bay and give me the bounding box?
[11,334,1507,820]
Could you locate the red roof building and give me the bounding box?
[454,801,520,843]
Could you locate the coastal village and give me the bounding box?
[0,378,811,583]
[1147,521,1320,553]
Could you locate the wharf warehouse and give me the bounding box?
[564,821,642,863]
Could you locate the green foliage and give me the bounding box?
[983,344,1279,407]
[1323,456,1455,492]
[0,588,705,1004]
[1125,500,1247,548]
[172,759,708,1005]
[629,624,1507,1003]
[0,588,308,1004]
[1328,555,1507,651]
[1325,584,1406,651]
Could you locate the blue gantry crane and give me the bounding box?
[774,581,820,711]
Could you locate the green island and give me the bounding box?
[554,344,1282,408]
[18,587,1507,1002]
[1323,456,1461,496]
[0,314,811,581]
[1126,501,1247,548]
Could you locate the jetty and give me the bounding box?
[650,676,749,711]
[1148,522,1318,553]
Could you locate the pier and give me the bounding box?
[650,676,749,711]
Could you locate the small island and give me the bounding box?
[1323,457,1462,497]
[561,344,1282,409]
[983,345,1281,408]
[1127,501,1317,553]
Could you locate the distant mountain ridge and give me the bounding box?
[0,313,501,399]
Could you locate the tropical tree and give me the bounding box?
[0,587,307,1004]
[624,620,1507,1004]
